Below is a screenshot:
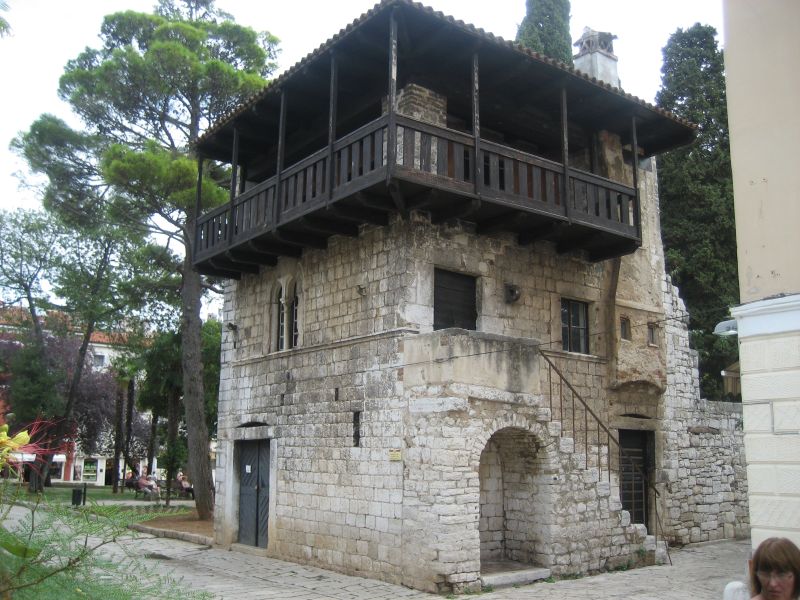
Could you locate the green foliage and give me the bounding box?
[0,483,209,599]
[656,24,738,399]
[59,4,277,150]
[17,0,277,517]
[201,319,221,434]
[138,330,182,418]
[102,141,228,217]
[8,343,61,424]
[516,0,573,65]
[0,209,62,313]
[138,320,221,433]
[0,0,9,37]
[159,436,188,478]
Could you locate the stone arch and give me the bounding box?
[467,413,558,474]
[474,417,559,570]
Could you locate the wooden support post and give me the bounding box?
[230,128,240,204]
[472,51,481,195]
[327,52,338,206]
[273,89,287,228]
[560,86,571,222]
[228,128,239,245]
[239,165,247,195]
[386,8,398,184]
[194,154,203,256]
[631,114,641,240]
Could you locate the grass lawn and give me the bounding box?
[14,483,139,503]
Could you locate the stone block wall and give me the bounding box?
[658,276,749,544]
[213,159,748,591]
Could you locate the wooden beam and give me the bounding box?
[274,229,327,250]
[388,180,405,212]
[197,264,241,280]
[472,51,482,196]
[476,211,526,234]
[327,52,338,206]
[209,258,252,277]
[556,231,602,254]
[227,128,240,246]
[386,9,399,182]
[327,204,389,226]
[248,239,302,258]
[225,249,275,268]
[354,191,394,212]
[518,222,564,246]
[297,216,359,237]
[229,127,240,204]
[194,154,203,259]
[405,188,439,212]
[273,90,287,227]
[432,198,481,224]
[589,239,638,262]
[631,114,641,240]
[560,87,571,223]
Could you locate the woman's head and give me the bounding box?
[750,538,800,599]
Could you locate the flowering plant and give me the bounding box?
[0,421,49,476]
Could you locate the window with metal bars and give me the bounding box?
[561,298,589,354]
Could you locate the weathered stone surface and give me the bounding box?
[212,83,748,594]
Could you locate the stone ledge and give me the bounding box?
[130,523,213,547]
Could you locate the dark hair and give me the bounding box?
[750,537,800,597]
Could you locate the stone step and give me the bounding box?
[480,560,551,589]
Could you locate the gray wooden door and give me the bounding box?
[238,440,270,547]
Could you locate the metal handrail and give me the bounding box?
[541,352,671,565]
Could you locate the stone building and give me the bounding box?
[193,1,748,593]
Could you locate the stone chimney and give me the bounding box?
[573,27,621,88]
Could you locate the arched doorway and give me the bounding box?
[478,427,547,569]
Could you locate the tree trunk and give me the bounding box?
[146,413,158,475]
[123,378,135,468]
[165,390,180,507]
[181,223,213,519]
[112,383,125,493]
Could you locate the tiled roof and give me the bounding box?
[0,305,128,347]
[197,0,695,147]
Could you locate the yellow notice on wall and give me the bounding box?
[388,449,402,461]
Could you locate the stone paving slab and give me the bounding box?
[2,506,752,600]
[124,534,750,600]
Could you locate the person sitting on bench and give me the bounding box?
[137,472,159,499]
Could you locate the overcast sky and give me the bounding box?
[0,0,724,212]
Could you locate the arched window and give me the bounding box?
[289,284,299,349]
[275,285,285,351]
[270,279,301,353]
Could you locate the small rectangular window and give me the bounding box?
[561,299,589,354]
[353,410,361,448]
[647,323,657,346]
[353,411,361,447]
[620,317,631,341]
[434,268,477,331]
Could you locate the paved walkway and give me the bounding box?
[3,505,751,598]
[125,533,750,600]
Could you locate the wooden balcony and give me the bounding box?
[195,114,639,278]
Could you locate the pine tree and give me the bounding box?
[656,24,738,400]
[17,0,278,517]
[516,0,573,65]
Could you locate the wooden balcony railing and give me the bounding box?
[196,114,639,265]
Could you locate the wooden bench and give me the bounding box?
[134,483,160,501]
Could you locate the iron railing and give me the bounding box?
[541,351,671,564]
